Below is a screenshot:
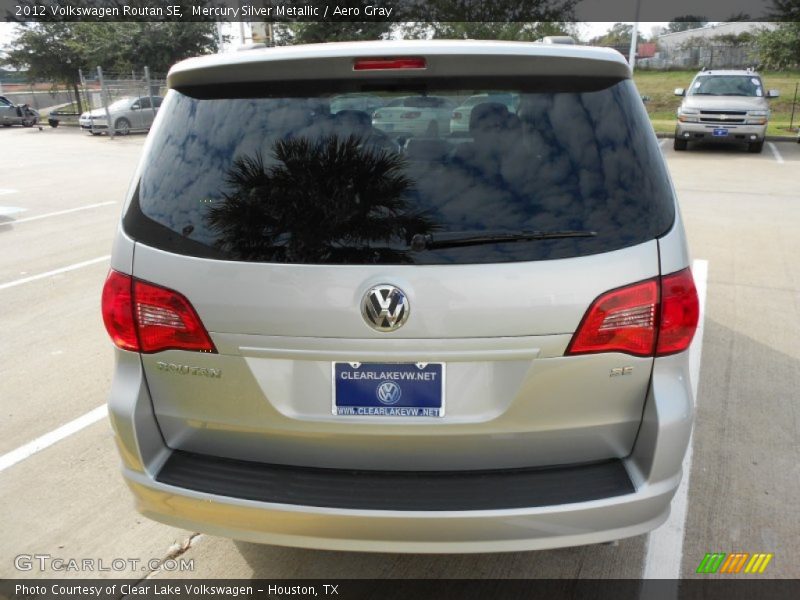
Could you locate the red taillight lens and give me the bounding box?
[353,57,426,71]
[566,268,699,358]
[101,271,138,352]
[656,268,699,355]
[566,279,659,357]
[101,270,216,354]
[401,111,421,119]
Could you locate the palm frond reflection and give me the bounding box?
[206,135,436,263]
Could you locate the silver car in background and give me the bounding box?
[103,41,699,553]
[372,95,457,138]
[79,95,163,135]
[450,92,519,135]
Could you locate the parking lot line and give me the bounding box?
[641,258,709,581]
[767,142,784,164]
[0,255,110,291]
[0,405,108,473]
[0,188,19,196]
[10,201,117,224]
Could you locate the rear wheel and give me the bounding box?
[114,118,131,136]
[673,138,688,151]
[748,141,764,153]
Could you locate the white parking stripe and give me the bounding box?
[767,142,784,164]
[0,255,110,291]
[10,201,116,224]
[0,188,19,196]
[658,139,667,148]
[0,405,108,473]
[641,259,709,582]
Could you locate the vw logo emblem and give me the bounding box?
[376,381,402,405]
[361,284,410,332]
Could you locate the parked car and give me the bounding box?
[450,92,519,135]
[0,95,39,127]
[103,40,698,553]
[372,95,457,138]
[79,95,163,135]
[329,93,385,115]
[673,69,778,153]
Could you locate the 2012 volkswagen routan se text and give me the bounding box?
[102,40,700,553]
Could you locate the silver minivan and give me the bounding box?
[103,41,699,553]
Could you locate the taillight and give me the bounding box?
[656,268,699,355]
[101,271,138,352]
[401,111,421,119]
[101,270,216,354]
[353,57,426,71]
[566,268,698,358]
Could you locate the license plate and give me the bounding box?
[712,128,729,137]
[333,362,445,417]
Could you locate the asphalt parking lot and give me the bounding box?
[1,126,798,580]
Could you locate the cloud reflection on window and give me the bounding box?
[134,80,673,265]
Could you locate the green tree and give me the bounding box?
[5,23,90,113]
[755,22,800,69]
[275,22,392,45]
[401,21,577,41]
[6,21,218,112]
[590,23,633,47]
[665,17,708,33]
[768,0,800,20]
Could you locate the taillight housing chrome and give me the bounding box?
[101,270,216,354]
[566,268,699,358]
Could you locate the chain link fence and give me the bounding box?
[68,68,166,136]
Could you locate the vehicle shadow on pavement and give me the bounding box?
[232,535,647,579]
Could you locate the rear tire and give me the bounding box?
[673,138,688,151]
[114,118,131,136]
[748,141,764,153]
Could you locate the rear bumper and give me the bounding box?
[126,467,675,553]
[675,122,766,143]
[108,351,693,552]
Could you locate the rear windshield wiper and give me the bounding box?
[410,230,597,251]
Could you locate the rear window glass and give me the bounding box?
[125,77,674,265]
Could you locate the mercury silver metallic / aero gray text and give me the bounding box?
[103,40,699,553]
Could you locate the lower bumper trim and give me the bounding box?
[156,450,634,511]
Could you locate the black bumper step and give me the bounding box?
[157,450,634,511]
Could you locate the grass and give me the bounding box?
[633,70,800,137]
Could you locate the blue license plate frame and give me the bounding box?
[332,362,445,417]
[712,128,729,137]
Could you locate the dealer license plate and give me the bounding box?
[333,362,445,417]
